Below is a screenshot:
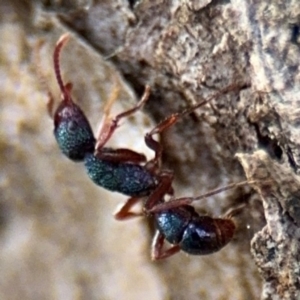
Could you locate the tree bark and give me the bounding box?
[1,0,299,299]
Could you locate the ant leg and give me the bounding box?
[148,180,255,213]
[113,197,143,220]
[151,230,180,260]
[145,83,249,169]
[46,91,55,118]
[222,204,246,219]
[144,114,179,170]
[144,97,216,169]
[96,75,121,146]
[95,84,151,152]
[115,172,174,220]
[34,38,56,118]
[96,148,147,164]
[144,171,174,212]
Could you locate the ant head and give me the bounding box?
[52,34,95,161]
[53,94,95,161]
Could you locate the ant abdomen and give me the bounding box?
[180,216,236,255]
[54,100,95,161]
[155,205,236,255]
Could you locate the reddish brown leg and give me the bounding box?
[143,171,174,212]
[114,172,174,220]
[95,148,147,164]
[45,92,55,118]
[145,83,249,169]
[34,38,56,118]
[145,114,179,170]
[222,204,246,219]
[95,75,121,148]
[113,197,143,220]
[148,180,255,213]
[151,230,181,260]
[95,85,151,152]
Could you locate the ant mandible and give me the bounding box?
[44,33,248,221]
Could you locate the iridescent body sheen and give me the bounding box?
[48,34,245,260]
[155,205,235,255]
[84,152,157,196]
[54,102,95,161]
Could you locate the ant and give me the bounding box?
[40,33,256,259]
[42,33,249,221]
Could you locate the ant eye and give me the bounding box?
[54,102,95,161]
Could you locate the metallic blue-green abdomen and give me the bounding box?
[84,152,157,196]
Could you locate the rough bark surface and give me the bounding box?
[237,151,300,300]
[1,0,299,299]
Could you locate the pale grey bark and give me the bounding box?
[1,0,299,299]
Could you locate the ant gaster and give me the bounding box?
[46,33,248,221]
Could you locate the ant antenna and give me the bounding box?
[53,33,70,102]
[150,82,249,136]
[148,180,258,213]
[182,83,248,116]
[104,46,124,60]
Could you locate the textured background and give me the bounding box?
[1,0,300,299]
